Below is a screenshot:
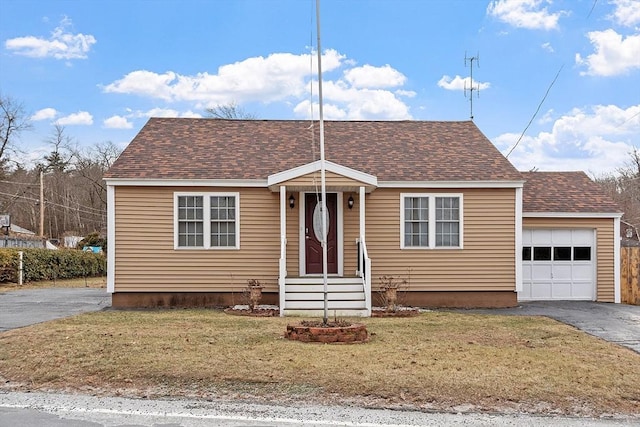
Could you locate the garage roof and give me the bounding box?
[522,171,621,213]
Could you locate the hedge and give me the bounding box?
[0,248,107,283]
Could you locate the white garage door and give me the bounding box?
[520,229,595,301]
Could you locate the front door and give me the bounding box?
[305,193,338,274]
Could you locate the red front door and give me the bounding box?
[305,193,338,274]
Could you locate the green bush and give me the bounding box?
[0,248,107,283]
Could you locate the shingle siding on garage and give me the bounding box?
[522,217,616,302]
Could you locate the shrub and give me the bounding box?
[0,248,107,283]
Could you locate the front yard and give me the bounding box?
[1,309,639,417]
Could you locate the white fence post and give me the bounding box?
[18,251,23,286]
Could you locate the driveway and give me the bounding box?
[0,288,110,332]
[458,301,640,354]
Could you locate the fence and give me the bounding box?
[621,246,640,305]
[0,237,45,249]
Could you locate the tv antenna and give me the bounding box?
[464,52,480,120]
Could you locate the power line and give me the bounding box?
[506,64,564,159]
[0,191,106,218]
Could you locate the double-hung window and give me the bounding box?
[175,192,239,249]
[401,193,462,249]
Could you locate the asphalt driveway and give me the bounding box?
[0,288,110,332]
[458,301,640,354]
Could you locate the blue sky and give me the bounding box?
[1,0,638,176]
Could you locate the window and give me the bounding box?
[573,247,591,261]
[553,247,571,261]
[522,246,532,261]
[401,193,462,249]
[533,247,552,261]
[175,192,239,249]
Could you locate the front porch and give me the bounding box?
[267,160,378,317]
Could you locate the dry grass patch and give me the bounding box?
[0,276,106,292]
[1,310,639,416]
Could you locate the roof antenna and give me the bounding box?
[464,52,480,120]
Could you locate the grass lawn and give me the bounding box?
[0,276,106,292]
[1,309,639,417]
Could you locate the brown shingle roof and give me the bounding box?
[104,118,523,182]
[522,171,621,213]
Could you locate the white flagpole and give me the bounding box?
[315,0,329,325]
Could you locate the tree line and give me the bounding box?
[1,94,120,241]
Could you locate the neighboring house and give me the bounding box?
[104,118,622,316]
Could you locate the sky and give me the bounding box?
[1,0,639,177]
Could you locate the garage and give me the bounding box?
[520,228,595,301]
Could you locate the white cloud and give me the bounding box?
[495,104,640,174]
[437,75,491,91]
[31,108,57,121]
[576,30,640,76]
[610,0,640,27]
[129,108,203,118]
[103,49,345,106]
[487,0,566,30]
[343,64,406,89]
[105,49,413,120]
[103,115,133,129]
[56,111,93,126]
[541,42,554,52]
[4,16,96,60]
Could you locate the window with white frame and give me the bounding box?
[401,193,462,249]
[175,193,239,249]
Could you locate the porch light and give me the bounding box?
[289,194,295,209]
[348,195,354,209]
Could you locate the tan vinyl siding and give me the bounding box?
[343,195,360,276]
[114,186,280,292]
[523,217,616,302]
[365,188,517,291]
[281,171,368,190]
[285,197,300,276]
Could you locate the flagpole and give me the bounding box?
[315,0,329,325]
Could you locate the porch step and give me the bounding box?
[283,278,367,315]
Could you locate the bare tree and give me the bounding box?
[205,101,256,119]
[596,147,640,231]
[0,93,33,168]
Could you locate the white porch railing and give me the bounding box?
[357,236,372,316]
[278,235,287,316]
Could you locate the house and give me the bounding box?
[104,118,622,315]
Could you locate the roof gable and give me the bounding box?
[105,118,523,182]
[522,171,621,214]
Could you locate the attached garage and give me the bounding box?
[520,228,595,300]
[520,172,622,303]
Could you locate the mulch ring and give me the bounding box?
[224,305,279,317]
[371,307,422,317]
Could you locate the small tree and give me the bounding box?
[205,101,256,119]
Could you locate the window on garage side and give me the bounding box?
[401,193,463,249]
[175,192,240,249]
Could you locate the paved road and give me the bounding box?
[0,287,110,332]
[0,391,635,426]
[453,301,640,354]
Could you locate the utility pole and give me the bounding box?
[464,52,480,120]
[39,168,44,238]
